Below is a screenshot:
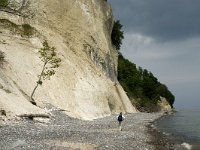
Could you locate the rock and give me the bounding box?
[0,0,137,120]
[0,109,6,116]
[158,97,173,112]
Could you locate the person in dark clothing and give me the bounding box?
[117,112,125,131]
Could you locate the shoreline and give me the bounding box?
[0,108,191,149]
[147,113,191,150]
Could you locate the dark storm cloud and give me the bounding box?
[109,0,200,41]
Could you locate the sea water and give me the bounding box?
[156,109,200,149]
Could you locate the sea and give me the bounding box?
[156,109,200,150]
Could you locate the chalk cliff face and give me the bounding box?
[0,0,137,120]
[158,97,172,112]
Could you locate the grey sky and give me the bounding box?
[108,0,200,109]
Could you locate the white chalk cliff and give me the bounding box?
[0,0,137,120]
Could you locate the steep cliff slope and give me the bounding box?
[0,0,137,120]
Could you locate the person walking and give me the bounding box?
[117,112,125,131]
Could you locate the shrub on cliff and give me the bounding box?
[0,0,8,7]
[22,24,34,37]
[0,19,35,37]
[111,20,124,50]
[0,51,5,67]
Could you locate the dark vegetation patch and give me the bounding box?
[0,19,35,37]
[0,0,8,7]
[0,51,5,67]
[118,54,175,112]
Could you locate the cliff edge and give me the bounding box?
[0,0,137,120]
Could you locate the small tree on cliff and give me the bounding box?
[111,20,124,51]
[30,40,61,105]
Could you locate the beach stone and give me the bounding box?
[0,106,184,150]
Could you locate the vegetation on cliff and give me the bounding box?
[0,19,35,37]
[0,0,8,7]
[0,51,5,67]
[118,54,175,112]
[111,18,175,112]
[30,41,61,105]
[111,20,124,50]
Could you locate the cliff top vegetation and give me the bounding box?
[118,53,175,112]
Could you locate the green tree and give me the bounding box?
[111,20,124,50]
[30,40,61,105]
[117,53,175,112]
[0,0,8,7]
[156,84,175,107]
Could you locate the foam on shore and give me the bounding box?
[181,142,192,150]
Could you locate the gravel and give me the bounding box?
[0,106,164,150]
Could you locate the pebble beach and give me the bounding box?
[0,107,187,150]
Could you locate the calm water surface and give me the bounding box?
[156,109,200,149]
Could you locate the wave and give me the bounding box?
[181,142,192,150]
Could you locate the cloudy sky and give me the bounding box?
[108,0,200,109]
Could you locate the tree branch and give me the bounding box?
[0,6,22,16]
[18,114,50,120]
